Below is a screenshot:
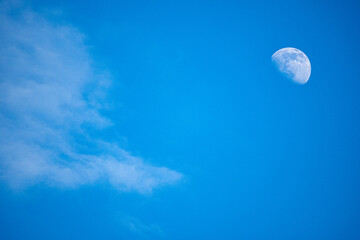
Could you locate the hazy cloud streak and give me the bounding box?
[0,4,182,193]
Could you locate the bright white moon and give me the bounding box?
[272,47,311,85]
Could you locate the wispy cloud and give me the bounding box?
[0,3,183,193]
[120,215,165,237]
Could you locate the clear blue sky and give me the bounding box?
[1,0,360,239]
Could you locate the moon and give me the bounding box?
[271,47,311,85]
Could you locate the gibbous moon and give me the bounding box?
[272,47,311,85]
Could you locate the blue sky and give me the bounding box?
[1,0,360,239]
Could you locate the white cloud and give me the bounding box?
[0,4,183,193]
